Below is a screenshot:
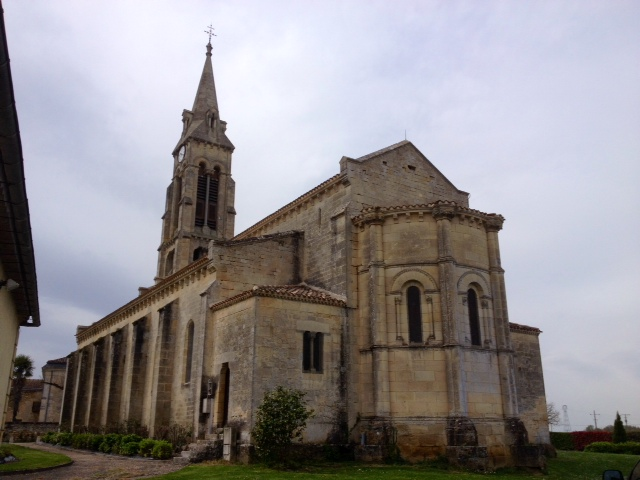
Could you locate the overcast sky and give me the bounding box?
[4,1,639,433]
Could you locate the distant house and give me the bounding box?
[3,358,67,426]
[0,5,41,441]
[4,379,43,424]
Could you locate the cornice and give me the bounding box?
[76,257,212,344]
[351,200,504,228]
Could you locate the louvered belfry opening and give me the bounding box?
[195,165,220,230]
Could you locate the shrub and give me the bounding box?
[251,386,314,464]
[121,434,143,445]
[138,439,156,458]
[41,432,55,444]
[99,433,122,454]
[89,434,104,451]
[56,432,73,446]
[154,424,192,453]
[119,441,141,456]
[585,441,640,455]
[72,433,90,449]
[151,440,173,460]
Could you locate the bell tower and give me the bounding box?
[156,40,235,280]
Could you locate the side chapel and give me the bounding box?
[60,40,550,467]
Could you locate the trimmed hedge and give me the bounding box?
[41,431,173,459]
[550,431,615,451]
[585,441,640,455]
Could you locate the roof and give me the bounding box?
[44,357,68,366]
[76,256,211,343]
[211,284,347,312]
[21,379,43,392]
[0,7,39,326]
[509,322,542,335]
[234,173,344,240]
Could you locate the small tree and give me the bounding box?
[613,412,627,443]
[11,354,34,422]
[251,386,314,464]
[547,403,560,430]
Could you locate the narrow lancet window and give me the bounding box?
[468,289,481,346]
[407,286,423,343]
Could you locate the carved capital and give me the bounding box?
[432,204,456,221]
[485,214,504,232]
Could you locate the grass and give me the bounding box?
[148,451,640,480]
[0,443,72,473]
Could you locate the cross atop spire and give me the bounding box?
[204,24,216,44]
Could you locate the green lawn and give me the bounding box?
[0,443,72,473]
[149,451,639,480]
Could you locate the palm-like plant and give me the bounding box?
[11,354,34,422]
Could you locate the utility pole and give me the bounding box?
[592,410,600,430]
[621,413,630,427]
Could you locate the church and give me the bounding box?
[60,40,550,468]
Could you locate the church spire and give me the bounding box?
[191,42,219,117]
[158,36,236,281]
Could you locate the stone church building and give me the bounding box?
[60,41,549,467]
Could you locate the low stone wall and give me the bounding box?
[2,422,59,442]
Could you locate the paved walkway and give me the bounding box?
[10,443,185,479]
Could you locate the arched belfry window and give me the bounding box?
[407,286,423,343]
[195,164,220,230]
[467,288,481,346]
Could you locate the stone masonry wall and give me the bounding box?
[511,329,549,444]
[343,142,470,209]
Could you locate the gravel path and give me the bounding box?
[10,443,186,480]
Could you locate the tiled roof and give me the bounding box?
[211,284,346,312]
[21,379,44,392]
[509,322,542,335]
[45,357,68,365]
[233,174,344,240]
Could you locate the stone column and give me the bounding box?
[366,210,390,417]
[63,352,80,431]
[89,338,107,428]
[433,203,466,416]
[152,303,177,431]
[486,216,518,416]
[100,334,113,426]
[106,328,126,425]
[129,318,150,425]
[120,323,135,422]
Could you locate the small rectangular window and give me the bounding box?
[303,331,323,373]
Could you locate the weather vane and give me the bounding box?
[204,24,216,43]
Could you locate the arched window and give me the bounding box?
[467,288,481,346]
[407,286,423,343]
[164,251,174,277]
[195,165,220,229]
[193,247,207,261]
[184,322,194,383]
